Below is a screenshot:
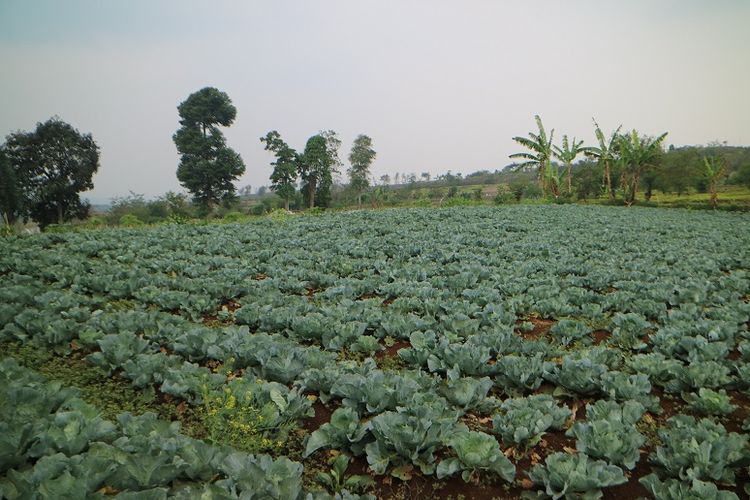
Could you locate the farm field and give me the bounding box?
[2,205,750,499]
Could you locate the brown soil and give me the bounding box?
[357,292,381,301]
[346,454,523,499]
[516,318,555,340]
[221,300,242,312]
[375,340,411,361]
[725,390,750,433]
[301,399,338,433]
[591,329,611,345]
[382,296,396,307]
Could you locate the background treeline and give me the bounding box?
[2,86,750,233]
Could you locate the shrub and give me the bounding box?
[119,214,144,226]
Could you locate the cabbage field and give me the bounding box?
[2,205,750,499]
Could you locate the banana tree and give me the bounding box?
[552,135,590,195]
[617,130,668,206]
[510,116,554,196]
[543,162,565,199]
[585,119,622,201]
[702,156,727,208]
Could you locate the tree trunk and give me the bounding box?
[710,184,718,208]
[357,193,362,208]
[309,180,316,208]
[538,164,546,196]
[604,162,614,200]
[645,185,653,201]
[284,198,289,211]
[629,172,640,205]
[566,162,572,194]
[57,204,63,225]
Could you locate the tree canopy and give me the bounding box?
[260,130,298,210]
[173,87,245,210]
[298,135,332,209]
[2,117,99,227]
[348,134,376,207]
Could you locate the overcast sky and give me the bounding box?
[1,0,748,202]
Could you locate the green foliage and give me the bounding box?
[173,87,245,208]
[549,319,591,346]
[261,130,298,209]
[546,357,607,396]
[315,454,375,496]
[682,388,736,416]
[348,135,376,206]
[494,354,547,392]
[365,396,458,475]
[650,415,749,483]
[0,150,21,226]
[119,214,144,226]
[567,400,646,470]
[299,135,334,209]
[304,407,369,457]
[510,115,554,195]
[492,395,570,448]
[527,452,627,499]
[617,129,668,204]
[640,474,739,500]
[222,211,244,222]
[3,117,99,228]
[436,426,515,483]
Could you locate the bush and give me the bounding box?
[494,192,516,205]
[119,214,144,226]
[223,211,244,223]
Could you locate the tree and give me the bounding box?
[379,174,390,186]
[315,130,342,208]
[702,156,727,208]
[586,119,622,201]
[298,135,332,208]
[3,117,99,228]
[617,130,668,205]
[0,149,20,226]
[421,172,431,182]
[348,134,376,207]
[510,115,554,195]
[173,87,245,210]
[553,135,589,195]
[260,130,298,210]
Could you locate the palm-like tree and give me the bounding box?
[553,135,590,195]
[510,115,554,195]
[617,130,668,205]
[702,156,726,209]
[585,119,622,201]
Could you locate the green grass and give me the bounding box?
[2,341,208,440]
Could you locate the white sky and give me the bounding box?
[1,0,749,201]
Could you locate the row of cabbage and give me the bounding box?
[0,357,380,500]
[2,206,750,498]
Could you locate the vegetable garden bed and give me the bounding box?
[1,205,750,499]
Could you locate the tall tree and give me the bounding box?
[702,156,727,208]
[3,117,99,228]
[0,149,20,226]
[348,134,376,207]
[298,135,332,208]
[260,130,298,210]
[552,135,589,195]
[510,115,554,195]
[173,87,245,210]
[586,119,622,201]
[617,130,668,205]
[315,130,342,208]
